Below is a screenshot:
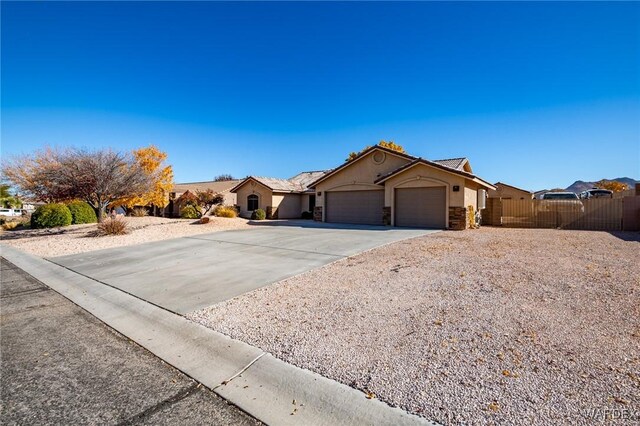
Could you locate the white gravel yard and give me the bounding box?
[0,216,251,257]
[188,228,640,425]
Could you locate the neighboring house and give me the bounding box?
[233,145,495,229]
[231,171,328,219]
[169,180,240,217]
[488,182,533,200]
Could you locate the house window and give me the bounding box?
[247,194,259,211]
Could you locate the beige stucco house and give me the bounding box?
[488,182,533,200]
[169,180,240,217]
[231,172,327,219]
[232,146,495,229]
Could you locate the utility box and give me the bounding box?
[477,189,487,210]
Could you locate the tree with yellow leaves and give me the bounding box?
[594,179,629,193]
[119,145,174,212]
[346,140,406,162]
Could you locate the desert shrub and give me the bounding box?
[301,211,313,219]
[67,201,98,224]
[251,208,266,220]
[130,207,149,217]
[95,217,129,236]
[31,203,72,229]
[2,221,20,230]
[199,216,210,224]
[214,205,237,218]
[180,205,200,219]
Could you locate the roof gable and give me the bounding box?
[374,158,495,190]
[307,145,416,188]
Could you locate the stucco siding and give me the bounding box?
[383,164,466,207]
[272,193,302,219]
[489,183,532,200]
[315,150,411,210]
[464,182,479,211]
[235,183,272,218]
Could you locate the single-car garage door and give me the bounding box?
[395,187,446,228]
[325,190,384,225]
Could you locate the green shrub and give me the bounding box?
[301,211,313,220]
[131,207,148,217]
[95,217,129,236]
[31,203,72,229]
[214,205,237,218]
[67,201,97,224]
[251,209,266,220]
[180,205,200,219]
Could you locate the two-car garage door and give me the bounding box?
[324,187,446,228]
[394,187,446,228]
[325,190,384,225]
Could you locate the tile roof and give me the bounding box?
[432,157,468,170]
[233,171,330,193]
[172,180,241,194]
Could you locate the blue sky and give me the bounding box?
[2,2,638,190]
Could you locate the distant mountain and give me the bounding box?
[566,177,638,194]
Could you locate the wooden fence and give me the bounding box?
[482,197,640,231]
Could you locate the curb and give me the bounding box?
[1,244,437,426]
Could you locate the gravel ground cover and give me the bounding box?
[188,228,640,425]
[0,216,251,257]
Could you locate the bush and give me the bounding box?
[251,209,266,220]
[214,205,237,218]
[198,216,210,224]
[67,201,98,224]
[130,207,148,217]
[95,217,129,236]
[180,205,200,219]
[2,221,20,230]
[31,203,72,229]
[301,211,313,219]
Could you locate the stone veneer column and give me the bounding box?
[448,206,467,230]
[383,207,391,226]
[313,206,323,221]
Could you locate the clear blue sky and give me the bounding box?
[2,1,639,190]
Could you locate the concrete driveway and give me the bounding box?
[50,222,437,314]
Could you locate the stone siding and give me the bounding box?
[313,206,323,221]
[449,206,467,230]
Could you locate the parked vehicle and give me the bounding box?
[538,192,584,213]
[579,189,613,199]
[0,208,25,217]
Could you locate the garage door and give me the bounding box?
[325,190,384,225]
[395,187,446,228]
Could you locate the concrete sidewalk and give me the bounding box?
[0,258,259,425]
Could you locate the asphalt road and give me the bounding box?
[0,258,260,425]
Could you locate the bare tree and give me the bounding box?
[3,147,153,222]
[213,174,235,181]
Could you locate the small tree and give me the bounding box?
[195,189,224,217]
[595,179,629,193]
[118,145,174,214]
[213,174,235,181]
